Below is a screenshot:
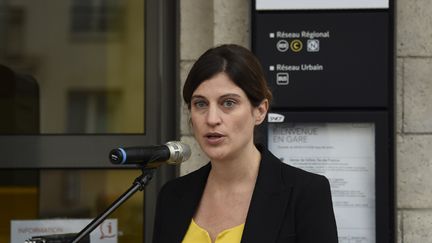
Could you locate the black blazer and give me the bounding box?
[153,145,338,243]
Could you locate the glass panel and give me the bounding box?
[0,0,145,134]
[1,169,144,243]
[0,170,38,243]
[268,122,376,243]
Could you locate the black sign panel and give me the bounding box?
[253,12,389,108]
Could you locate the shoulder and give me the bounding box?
[158,162,211,197]
[281,162,330,190]
[275,159,338,240]
[259,145,331,202]
[274,160,333,212]
[260,145,330,190]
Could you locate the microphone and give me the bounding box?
[109,141,191,167]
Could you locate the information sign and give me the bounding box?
[268,122,376,243]
[256,0,389,10]
[11,219,117,243]
[254,12,389,108]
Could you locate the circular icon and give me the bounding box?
[276,40,289,52]
[290,39,303,52]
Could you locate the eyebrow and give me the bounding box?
[191,93,242,100]
[191,95,205,101]
[220,93,241,99]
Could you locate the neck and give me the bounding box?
[208,143,261,188]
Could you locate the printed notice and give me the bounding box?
[268,123,375,243]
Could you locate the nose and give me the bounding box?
[206,104,222,126]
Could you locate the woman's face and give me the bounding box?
[190,72,268,161]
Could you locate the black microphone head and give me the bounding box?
[165,141,191,164]
[109,148,126,164]
[109,142,191,166]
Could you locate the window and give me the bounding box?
[70,0,125,36]
[0,0,177,242]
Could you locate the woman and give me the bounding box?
[153,44,338,243]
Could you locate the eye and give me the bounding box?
[222,99,236,108]
[193,100,207,109]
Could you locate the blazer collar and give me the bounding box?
[241,144,293,243]
[170,163,211,242]
[168,145,292,243]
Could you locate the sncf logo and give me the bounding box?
[268,113,285,123]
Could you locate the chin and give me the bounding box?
[202,146,229,161]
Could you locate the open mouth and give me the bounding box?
[205,132,224,142]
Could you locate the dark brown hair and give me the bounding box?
[183,44,272,108]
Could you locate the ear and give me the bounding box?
[254,99,269,125]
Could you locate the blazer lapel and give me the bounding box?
[167,163,211,243]
[241,148,293,243]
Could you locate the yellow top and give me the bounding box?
[182,219,245,243]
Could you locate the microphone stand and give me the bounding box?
[70,168,156,243]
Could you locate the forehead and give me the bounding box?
[192,73,246,98]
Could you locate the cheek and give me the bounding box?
[190,114,202,132]
[233,113,256,133]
